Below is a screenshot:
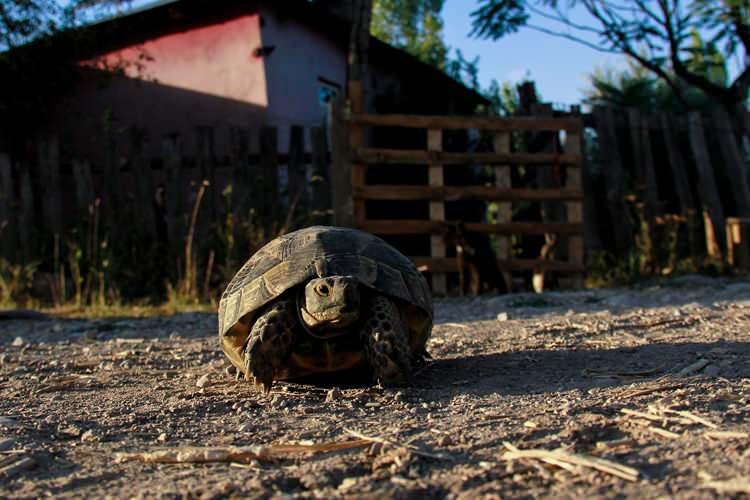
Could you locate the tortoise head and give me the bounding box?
[300,276,360,331]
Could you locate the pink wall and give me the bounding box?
[57,14,268,162]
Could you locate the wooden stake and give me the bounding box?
[493,132,512,292]
[428,129,446,295]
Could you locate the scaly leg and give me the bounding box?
[244,299,297,393]
[359,295,412,386]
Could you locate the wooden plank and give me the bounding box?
[493,131,512,291]
[288,124,308,218]
[687,111,725,258]
[71,160,94,215]
[310,126,331,225]
[713,106,750,217]
[353,185,583,201]
[18,165,34,255]
[565,128,584,288]
[350,113,583,132]
[229,125,251,221]
[660,113,695,214]
[330,96,354,227]
[196,126,217,222]
[259,126,279,235]
[37,136,62,234]
[131,129,154,236]
[0,154,13,253]
[428,128,446,295]
[627,109,659,218]
[360,220,583,235]
[412,257,585,273]
[162,134,183,256]
[593,106,634,256]
[352,147,581,165]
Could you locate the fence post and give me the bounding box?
[493,132,512,292]
[428,128,446,295]
[687,111,725,258]
[531,103,563,293]
[726,217,750,272]
[565,123,584,289]
[330,97,353,227]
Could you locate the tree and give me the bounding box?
[471,1,750,127]
[0,0,128,140]
[584,30,731,112]
[371,0,449,68]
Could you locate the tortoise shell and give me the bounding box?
[218,226,433,375]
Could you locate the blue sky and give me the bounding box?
[441,1,627,106]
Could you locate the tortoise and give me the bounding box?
[218,226,433,392]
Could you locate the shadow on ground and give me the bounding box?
[418,341,750,397]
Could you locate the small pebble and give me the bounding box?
[11,337,25,347]
[157,432,167,443]
[702,364,721,377]
[196,374,211,388]
[0,416,20,427]
[496,312,509,321]
[80,430,97,442]
[325,388,342,403]
[0,437,16,451]
[338,478,358,491]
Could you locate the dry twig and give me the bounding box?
[500,442,640,482]
[656,407,718,429]
[115,440,370,464]
[0,455,36,479]
[704,431,749,440]
[343,427,453,461]
[701,477,750,494]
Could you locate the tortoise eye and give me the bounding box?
[315,283,330,296]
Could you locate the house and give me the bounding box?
[50,0,488,164]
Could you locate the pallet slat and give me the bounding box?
[360,220,583,235]
[354,185,583,201]
[353,147,581,165]
[350,113,583,132]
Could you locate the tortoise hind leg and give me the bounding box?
[360,295,412,386]
[244,299,298,393]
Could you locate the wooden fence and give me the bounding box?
[0,123,332,301]
[341,113,585,294]
[587,105,750,271]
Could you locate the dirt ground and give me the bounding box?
[1,274,749,499]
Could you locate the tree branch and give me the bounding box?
[524,24,618,53]
[656,0,729,101]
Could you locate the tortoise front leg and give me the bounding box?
[244,299,298,393]
[359,295,412,386]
